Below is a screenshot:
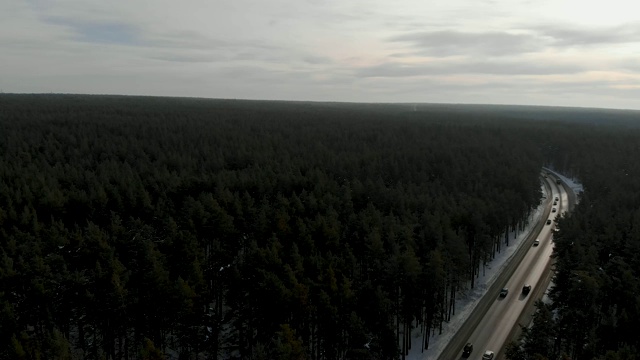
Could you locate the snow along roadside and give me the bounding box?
[405,183,549,360]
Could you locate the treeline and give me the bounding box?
[507,123,640,360]
[0,94,547,359]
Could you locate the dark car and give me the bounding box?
[462,342,473,357]
[522,284,532,295]
[500,288,509,297]
[552,208,557,213]
[546,219,552,225]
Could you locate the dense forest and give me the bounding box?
[0,95,638,360]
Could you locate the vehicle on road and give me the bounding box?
[522,284,532,295]
[534,239,540,246]
[552,208,557,213]
[546,219,552,225]
[482,350,495,359]
[553,201,557,205]
[555,196,559,201]
[499,288,509,297]
[462,342,473,357]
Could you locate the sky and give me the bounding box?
[3,0,640,110]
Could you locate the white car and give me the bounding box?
[482,350,495,359]
[534,239,540,246]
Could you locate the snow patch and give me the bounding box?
[544,168,584,196]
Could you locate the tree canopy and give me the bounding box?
[2,94,638,359]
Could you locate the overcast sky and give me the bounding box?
[3,0,640,109]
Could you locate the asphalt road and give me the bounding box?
[439,175,567,360]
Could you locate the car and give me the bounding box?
[553,201,557,205]
[547,219,552,225]
[482,350,495,360]
[552,208,557,213]
[499,288,509,297]
[555,196,559,201]
[462,342,473,357]
[522,284,532,295]
[534,239,540,246]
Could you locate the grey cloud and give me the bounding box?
[303,55,332,64]
[617,59,640,73]
[215,65,306,83]
[356,60,586,78]
[153,34,293,69]
[146,30,283,54]
[538,23,640,46]
[144,30,230,50]
[388,24,640,58]
[42,15,278,58]
[150,53,216,63]
[232,51,289,63]
[137,32,301,71]
[43,16,141,45]
[389,30,543,57]
[459,61,584,75]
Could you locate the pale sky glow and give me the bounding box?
[3,0,640,109]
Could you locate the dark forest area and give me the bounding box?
[0,94,639,360]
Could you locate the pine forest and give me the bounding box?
[1,94,639,360]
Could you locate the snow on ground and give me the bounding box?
[544,168,584,195]
[405,184,549,360]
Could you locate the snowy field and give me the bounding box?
[405,172,583,360]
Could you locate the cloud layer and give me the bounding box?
[2,0,640,109]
